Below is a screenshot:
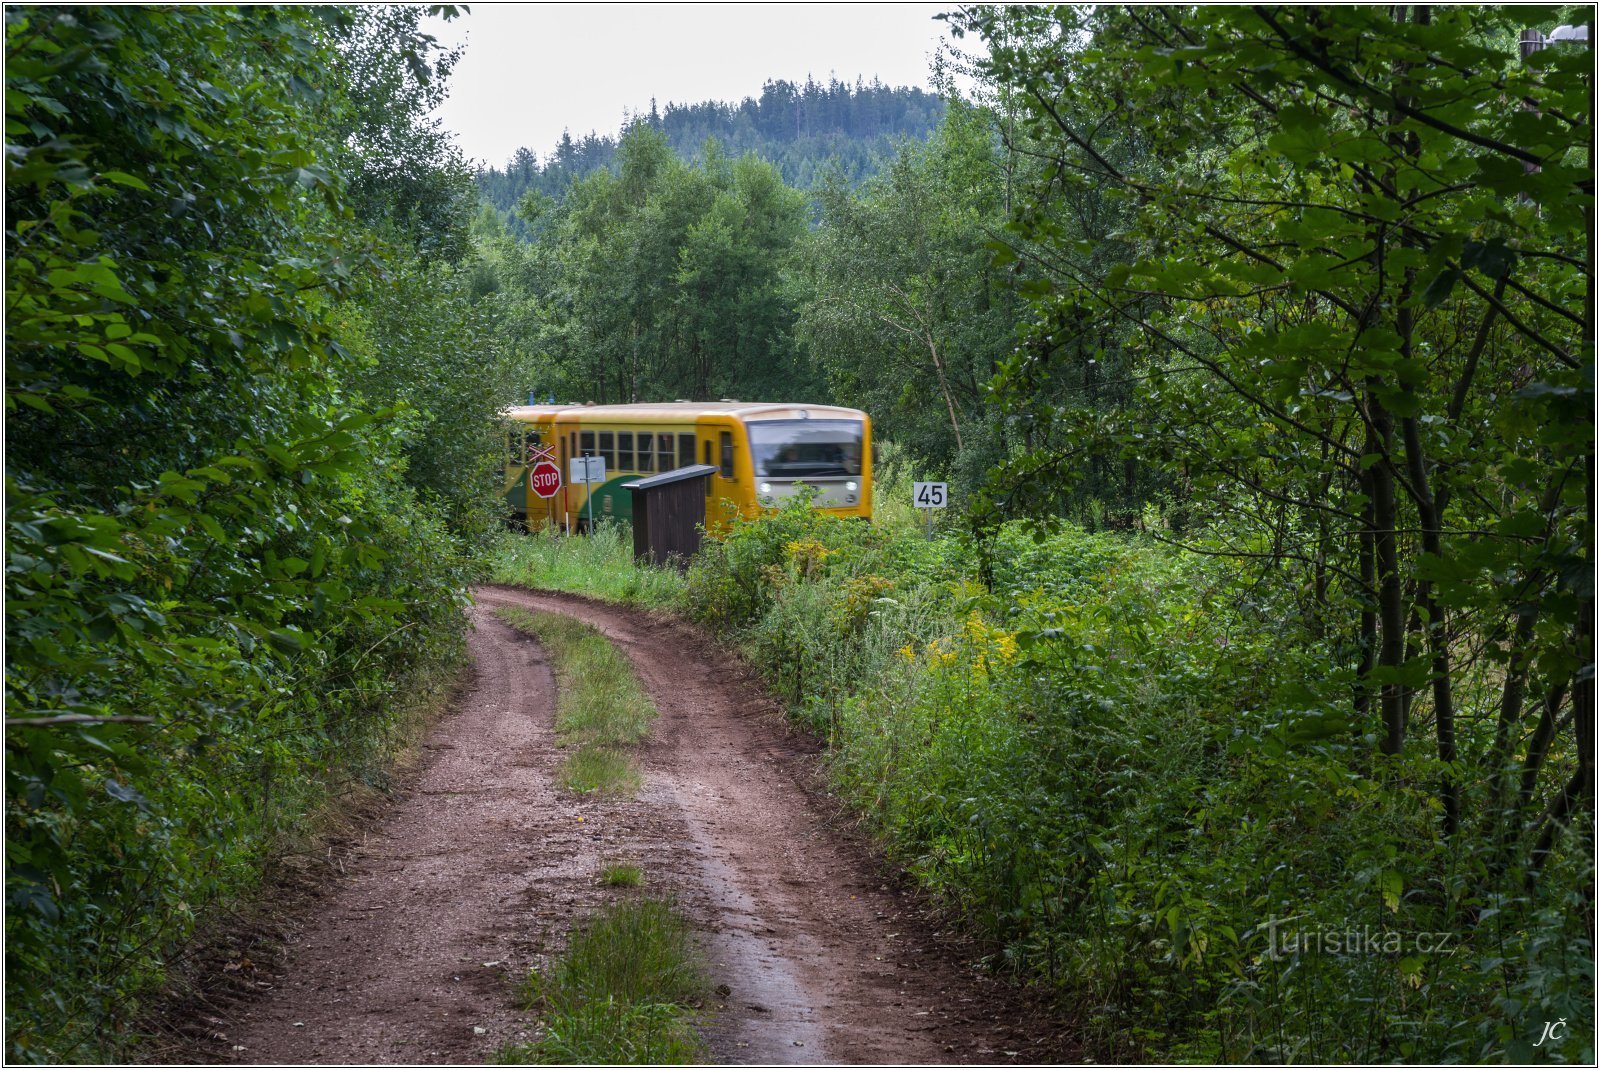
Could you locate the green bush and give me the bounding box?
[4,8,481,1058]
[682,506,1595,1062]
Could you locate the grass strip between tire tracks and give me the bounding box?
[493,605,652,795]
[490,605,704,1063]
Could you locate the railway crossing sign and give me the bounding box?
[528,460,562,499]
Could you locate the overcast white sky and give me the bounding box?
[424,3,963,169]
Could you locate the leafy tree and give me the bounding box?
[320,5,530,544]
[532,124,814,403]
[334,259,518,540]
[4,6,486,1056]
[324,5,477,261]
[796,100,1030,488]
[952,4,1592,1056]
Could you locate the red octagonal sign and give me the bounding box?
[528,460,562,499]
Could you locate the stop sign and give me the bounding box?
[528,460,562,499]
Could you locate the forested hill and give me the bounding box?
[477,77,943,214]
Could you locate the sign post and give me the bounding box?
[571,455,607,533]
[913,481,948,541]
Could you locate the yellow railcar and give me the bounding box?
[501,402,873,532]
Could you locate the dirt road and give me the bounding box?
[210,587,1068,1064]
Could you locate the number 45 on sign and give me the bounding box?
[914,481,947,540]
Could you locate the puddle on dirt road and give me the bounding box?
[646,778,829,1063]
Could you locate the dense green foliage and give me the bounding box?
[960,6,1593,1033]
[678,494,1592,1061]
[11,2,1591,1063]
[798,97,1030,488]
[477,77,945,220]
[4,6,527,1058]
[519,125,817,403]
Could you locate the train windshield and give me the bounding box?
[747,419,863,478]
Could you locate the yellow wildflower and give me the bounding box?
[784,538,832,579]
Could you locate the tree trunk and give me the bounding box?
[1354,477,1377,721]
[1397,286,1458,832]
[1367,404,1406,757]
[926,334,964,452]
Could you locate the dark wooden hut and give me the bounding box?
[624,464,716,568]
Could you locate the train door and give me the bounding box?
[502,424,530,529]
[556,419,573,532]
[718,423,746,526]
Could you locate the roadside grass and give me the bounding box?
[494,899,708,1065]
[599,862,644,888]
[491,524,686,607]
[494,606,655,795]
[678,495,1600,1060]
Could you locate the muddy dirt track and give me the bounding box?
[200,587,1073,1064]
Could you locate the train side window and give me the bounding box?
[617,432,634,470]
[599,431,615,468]
[719,431,733,479]
[657,432,674,472]
[678,433,695,470]
[523,429,538,463]
[580,430,595,458]
[637,436,654,472]
[507,431,519,466]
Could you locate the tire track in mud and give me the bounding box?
[474,586,1070,1065]
[209,587,1070,1064]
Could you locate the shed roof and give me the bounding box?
[621,464,717,491]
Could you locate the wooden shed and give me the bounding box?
[624,464,716,568]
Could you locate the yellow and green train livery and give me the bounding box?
[501,401,873,532]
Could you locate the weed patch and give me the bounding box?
[672,497,1595,1062]
[600,863,645,888]
[495,899,707,1065]
[559,747,640,796]
[491,526,686,608]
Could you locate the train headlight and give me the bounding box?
[759,482,772,495]
[845,481,858,492]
